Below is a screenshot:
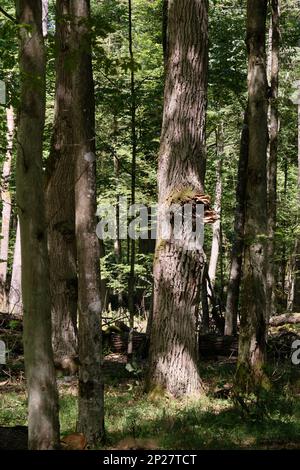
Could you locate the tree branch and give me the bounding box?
[0,7,17,24]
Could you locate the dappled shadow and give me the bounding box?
[105,397,300,450]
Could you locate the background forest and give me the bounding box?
[0,0,300,452]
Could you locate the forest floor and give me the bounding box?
[1,350,300,449]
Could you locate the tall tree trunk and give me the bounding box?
[208,122,223,296]
[113,151,122,264]
[114,157,121,263]
[15,0,60,449]
[8,219,23,315]
[0,106,14,311]
[266,0,280,323]
[201,263,210,333]
[72,0,104,446]
[288,82,300,312]
[224,108,249,336]
[292,243,300,311]
[146,0,208,397]
[127,0,137,360]
[278,153,288,308]
[294,94,300,311]
[113,149,123,310]
[236,0,269,389]
[45,0,78,361]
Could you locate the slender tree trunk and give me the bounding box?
[208,122,223,296]
[201,263,210,333]
[112,115,121,264]
[15,0,60,449]
[113,154,122,264]
[99,238,108,311]
[72,0,104,446]
[113,150,123,310]
[127,0,137,360]
[45,0,78,361]
[266,0,280,323]
[279,154,288,308]
[224,108,249,336]
[288,83,300,312]
[292,240,300,311]
[294,97,300,311]
[146,0,208,397]
[236,0,269,389]
[162,0,168,66]
[8,219,22,315]
[0,106,14,311]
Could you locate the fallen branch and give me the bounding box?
[269,312,300,327]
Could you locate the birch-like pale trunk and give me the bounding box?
[8,219,22,315]
[42,0,48,37]
[0,106,14,311]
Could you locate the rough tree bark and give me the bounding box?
[8,219,23,315]
[266,0,280,323]
[15,0,60,449]
[146,0,208,397]
[289,81,300,312]
[42,0,48,37]
[224,108,249,336]
[208,122,224,296]
[294,100,300,311]
[236,0,269,390]
[45,0,78,361]
[113,145,123,311]
[0,106,14,311]
[279,153,288,307]
[127,0,137,360]
[72,0,104,446]
[294,279,300,314]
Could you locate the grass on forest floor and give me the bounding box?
[1,359,300,449]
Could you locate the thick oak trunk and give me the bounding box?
[45,0,78,361]
[146,0,208,397]
[16,0,60,449]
